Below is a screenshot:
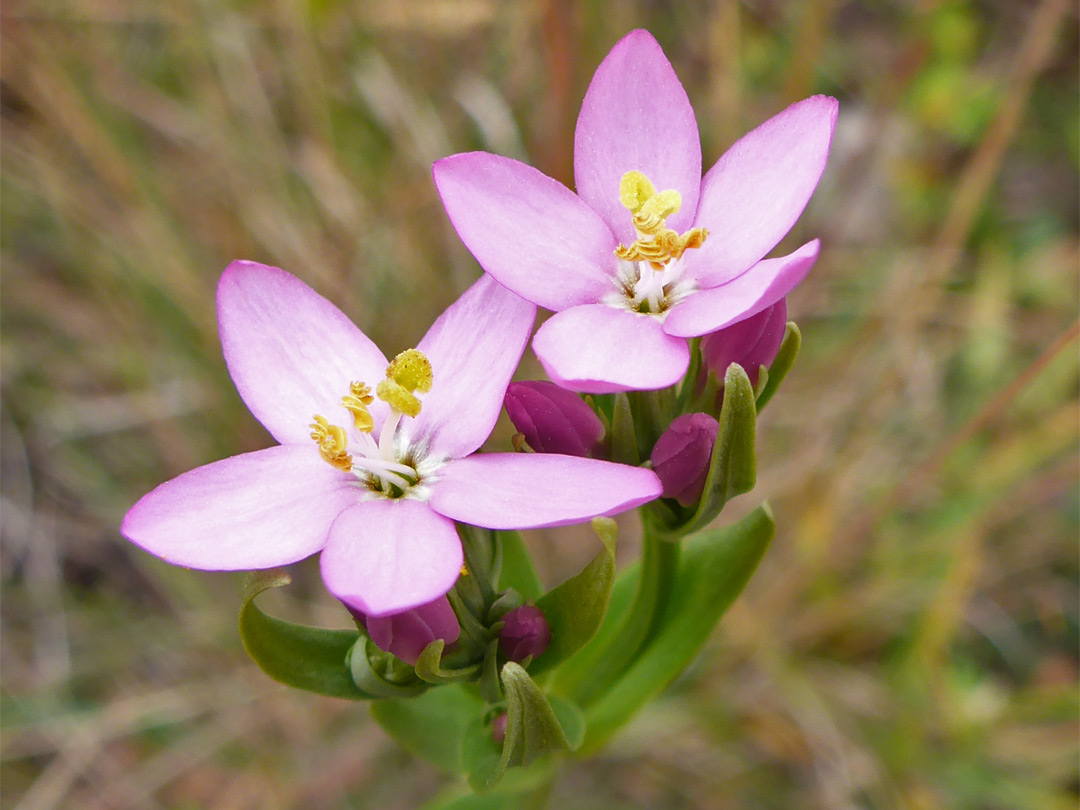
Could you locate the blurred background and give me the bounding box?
[2,0,1077,808]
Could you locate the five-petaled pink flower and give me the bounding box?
[433,29,837,393]
[121,263,661,616]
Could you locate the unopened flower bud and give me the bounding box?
[491,712,508,743]
[349,595,460,666]
[701,300,787,387]
[504,381,605,457]
[650,413,720,507]
[498,605,551,662]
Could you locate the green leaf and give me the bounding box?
[529,518,617,675]
[419,792,520,810]
[495,530,543,602]
[237,571,369,700]
[414,640,482,684]
[576,505,775,753]
[348,636,429,698]
[756,322,801,411]
[671,363,757,537]
[466,663,579,791]
[371,684,486,775]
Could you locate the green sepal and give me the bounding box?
[662,362,757,538]
[609,392,639,465]
[756,321,801,411]
[371,683,486,775]
[465,663,583,791]
[237,570,370,700]
[575,505,775,753]
[347,636,428,698]
[494,530,543,602]
[414,639,482,685]
[528,517,617,676]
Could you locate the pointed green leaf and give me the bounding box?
[495,530,543,602]
[756,322,801,410]
[576,505,775,753]
[529,518,617,675]
[414,639,481,684]
[237,571,369,700]
[371,684,486,774]
[670,363,757,537]
[466,663,578,791]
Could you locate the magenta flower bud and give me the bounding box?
[351,595,461,666]
[491,712,508,743]
[504,381,605,457]
[701,300,787,387]
[498,605,552,662]
[650,413,720,507]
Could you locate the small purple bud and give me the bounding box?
[491,712,508,744]
[504,381,605,457]
[650,413,720,507]
[701,300,788,387]
[498,605,551,662]
[349,595,461,666]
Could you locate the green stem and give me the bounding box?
[568,526,680,707]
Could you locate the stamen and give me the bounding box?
[614,170,709,278]
[309,415,353,471]
[376,348,433,418]
[342,381,375,432]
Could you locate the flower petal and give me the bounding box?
[401,275,536,459]
[574,30,702,244]
[432,153,617,311]
[121,445,357,570]
[320,499,463,617]
[684,96,837,287]
[429,453,662,529]
[218,261,389,445]
[532,305,690,393]
[665,240,819,338]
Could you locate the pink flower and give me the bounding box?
[701,299,788,388]
[433,29,837,393]
[121,263,662,616]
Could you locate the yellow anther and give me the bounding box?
[615,226,709,267]
[386,349,433,394]
[633,189,682,236]
[309,415,353,471]
[341,381,375,433]
[376,379,422,418]
[376,349,432,418]
[619,170,657,213]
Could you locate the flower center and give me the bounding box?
[309,348,434,498]
[611,170,707,315]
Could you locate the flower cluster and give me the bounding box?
[121,29,835,779]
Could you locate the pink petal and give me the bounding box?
[429,453,662,529]
[121,445,357,570]
[320,499,463,617]
[402,275,536,460]
[684,96,838,288]
[532,305,690,393]
[574,30,702,244]
[665,240,819,338]
[218,261,389,445]
[432,153,617,311]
